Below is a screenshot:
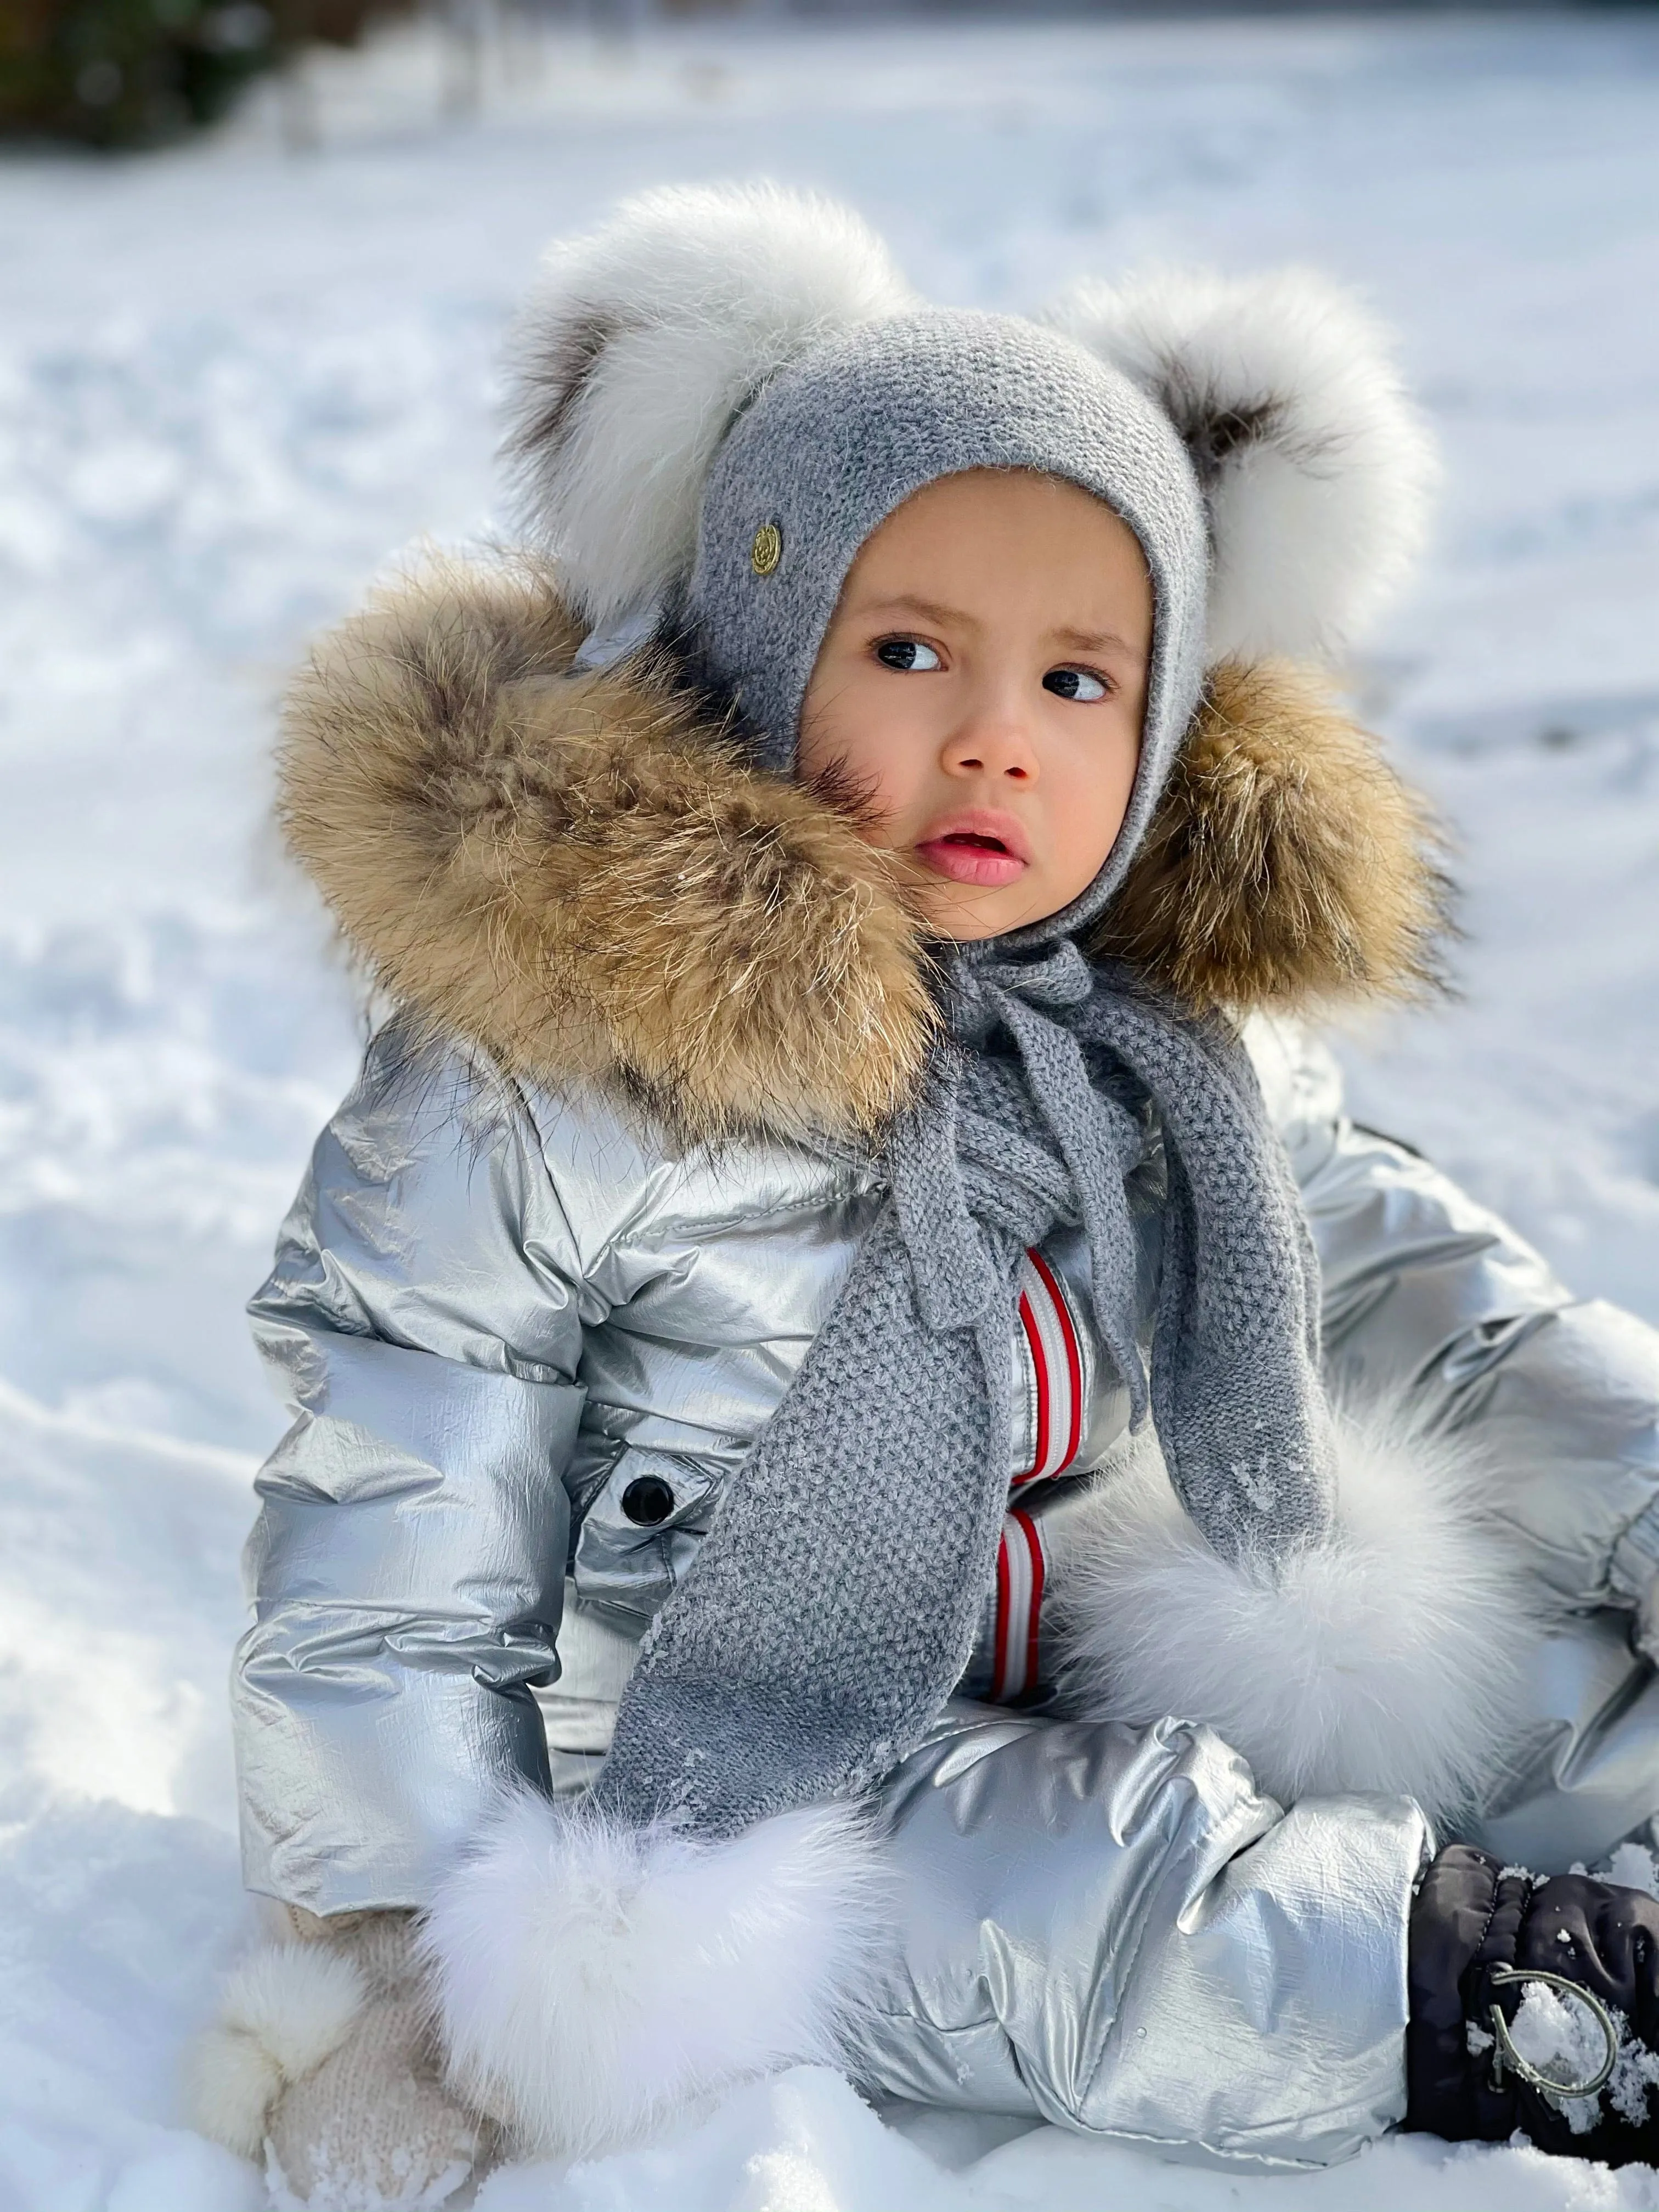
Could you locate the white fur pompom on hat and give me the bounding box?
[504,183,914,629]
[1041,265,1438,662]
[504,181,1436,671]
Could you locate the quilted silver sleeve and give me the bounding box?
[1247,1016,1659,1626]
[235,1025,593,1915]
[862,1706,1429,2168]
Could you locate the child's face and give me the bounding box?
[798,469,1153,941]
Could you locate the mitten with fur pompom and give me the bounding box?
[185,1906,495,2209]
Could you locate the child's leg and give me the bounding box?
[853,1703,1428,2170]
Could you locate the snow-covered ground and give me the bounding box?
[3,9,1659,2205]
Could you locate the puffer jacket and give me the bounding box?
[233,562,1659,2170]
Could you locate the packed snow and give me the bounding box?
[4,8,1659,2206]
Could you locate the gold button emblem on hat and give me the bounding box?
[750,522,783,576]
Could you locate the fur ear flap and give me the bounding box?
[505,184,915,630]
[1042,267,1437,662]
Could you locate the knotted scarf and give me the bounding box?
[591,939,1339,1838]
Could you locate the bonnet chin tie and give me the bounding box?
[590,941,1338,1839]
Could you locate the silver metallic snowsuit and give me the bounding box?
[234,1008,1659,2170]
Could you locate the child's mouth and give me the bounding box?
[915,830,1029,889]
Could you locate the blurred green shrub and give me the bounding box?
[0,0,402,148]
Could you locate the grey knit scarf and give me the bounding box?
[591,936,1339,1839]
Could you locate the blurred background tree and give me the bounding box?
[0,0,405,146]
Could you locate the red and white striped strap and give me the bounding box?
[1013,1246,1084,1487]
[989,1249,1083,1704]
[990,1505,1048,1705]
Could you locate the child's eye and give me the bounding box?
[874,637,943,673]
[1043,667,1110,703]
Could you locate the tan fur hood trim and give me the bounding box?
[1096,659,1447,1014]
[278,561,936,1146]
[279,563,1444,1143]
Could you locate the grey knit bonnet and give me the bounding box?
[685,310,1209,938]
[502,185,1436,1841]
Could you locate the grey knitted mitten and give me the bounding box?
[187,1906,494,2209]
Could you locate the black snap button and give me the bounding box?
[620,1474,675,1527]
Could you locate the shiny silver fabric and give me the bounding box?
[864,1705,1430,2170]
[237,1018,1158,1908]
[1249,1017,1659,1869]
[235,1012,1659,2164]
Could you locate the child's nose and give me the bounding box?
[944,716,1038,782]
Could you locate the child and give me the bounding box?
[190,187,1659,2204]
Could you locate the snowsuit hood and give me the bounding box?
[278,554,1445,1150]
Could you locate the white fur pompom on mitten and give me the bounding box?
[185,1907,491,2210]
